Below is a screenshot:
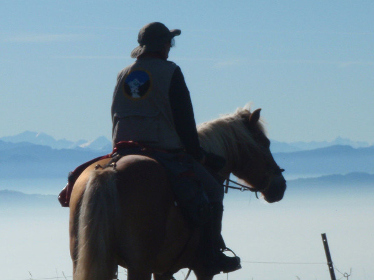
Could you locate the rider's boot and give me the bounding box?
[199,202,241,275]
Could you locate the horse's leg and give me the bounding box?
[197,277,214,280]
[194,270,214,280]
[153,273,164,280]
[153,273,175,280]
[127,269,152,280]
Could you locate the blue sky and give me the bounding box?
[1,1,373,143]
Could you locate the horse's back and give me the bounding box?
[69,155,168,217]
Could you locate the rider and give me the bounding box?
[111,22,241,275]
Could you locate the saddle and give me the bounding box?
[58,141,147,207]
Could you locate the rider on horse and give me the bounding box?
[111,22,241,275]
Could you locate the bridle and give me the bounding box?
[223,166,285,198]
[223,178,263,199]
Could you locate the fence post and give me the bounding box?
[321,233,337,280]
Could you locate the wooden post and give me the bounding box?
[321,233,337,280]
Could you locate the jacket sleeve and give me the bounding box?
[169,66,203,161]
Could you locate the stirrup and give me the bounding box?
[221,247,238,257]
[217,247,241,274]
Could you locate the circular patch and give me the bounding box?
[123,70,152,100]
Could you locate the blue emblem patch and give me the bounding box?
[123,70,152,99]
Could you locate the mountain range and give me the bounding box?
[0,131,373,180]
[0,140,104,178]
[1,131,372,153]
[0,131,112,152]
[270,137,371,153]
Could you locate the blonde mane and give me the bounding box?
[197,106,266,164]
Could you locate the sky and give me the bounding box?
[1,1,373,144]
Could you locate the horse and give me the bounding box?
[69,107,286,280]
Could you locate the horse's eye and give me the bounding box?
[256,132,270,149]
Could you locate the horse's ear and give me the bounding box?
[248,109,261,127]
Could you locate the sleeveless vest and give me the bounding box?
[111,58,184,150]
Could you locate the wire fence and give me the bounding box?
[14,259,337,280]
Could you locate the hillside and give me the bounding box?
[0,190,57,207]
[274,145,374,176]
[287,172,374,189]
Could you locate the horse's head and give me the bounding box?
[232,108,286,203]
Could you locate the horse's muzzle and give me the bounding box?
[263,174,287,203]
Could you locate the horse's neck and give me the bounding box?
[198,123,237,179]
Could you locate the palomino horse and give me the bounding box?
[69,107,286,280]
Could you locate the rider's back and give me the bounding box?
[111,58,183,151]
